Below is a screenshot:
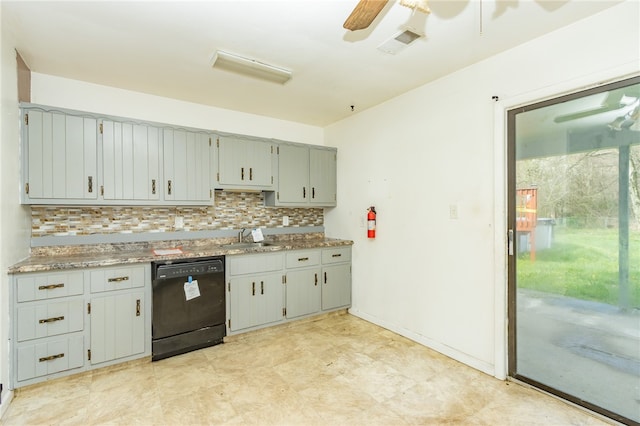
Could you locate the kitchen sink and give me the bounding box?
[221,242,278,249]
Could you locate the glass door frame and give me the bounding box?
[506,75,640,424]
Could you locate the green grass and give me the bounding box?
[517,227,640,308]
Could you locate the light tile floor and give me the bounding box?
[2,312,611,425]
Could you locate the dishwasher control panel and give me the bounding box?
[153,257,224,280]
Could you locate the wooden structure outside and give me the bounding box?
[516,188,538,261]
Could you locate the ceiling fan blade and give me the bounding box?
[553,105,624,123]
[553,89,626,123]
[343,0,389,31]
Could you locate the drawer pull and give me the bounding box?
[331,254,342,258]
[136,299,141,317]
[261,281,264,295]
[39,316,64,324]
[252,281,255,296]
[39,353,64,363]
[108,276,129,283]
[298,257,309,262]
[38,283,64,290]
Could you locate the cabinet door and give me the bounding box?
[321,264,351,311]
[310,148,337,206]
[25,109,97,200]
[217,136,273,188]
[229,273,283,331]
[163,129,212,202]
[102,121,160,201]
[277,144,309,204]
[90,290,145,365]
[248,139,273,187]
[286,268,321,319]
[218,136,250,186]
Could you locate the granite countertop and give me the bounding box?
[8,236,353,274]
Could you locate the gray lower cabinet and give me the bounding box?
[227,246,352,336]
[89,265,147,365]
[321,247,352,311]
[11,264,151,388]
[285,250,321,319]
[228,273,283,331]
[227,253,284,333]
[12,270,86,386]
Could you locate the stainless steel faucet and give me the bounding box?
[238,228,248,243]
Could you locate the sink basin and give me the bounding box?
[221,242,278,249]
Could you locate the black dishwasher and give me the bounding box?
[151,256,225,361]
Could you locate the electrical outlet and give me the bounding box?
[449,204,458,219]
[282,215,289,226]
[174,216,184,229]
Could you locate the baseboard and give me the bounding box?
[348,308,496,377]
[0,389,14,420]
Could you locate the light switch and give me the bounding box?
[449,204,458,220]
[282,215,289,226]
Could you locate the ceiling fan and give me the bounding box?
[343,0,431,31]
[554,88,638,123]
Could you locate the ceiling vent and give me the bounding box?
[377,28,424,55]
[210,50,292,84]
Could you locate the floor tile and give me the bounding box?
[2,313,610,425]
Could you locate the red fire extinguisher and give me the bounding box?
[367,206,376,239]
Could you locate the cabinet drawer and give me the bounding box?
[16,271,84,303]
[17,335,84,382]
[228,253,283,276]
[285,250,320,269]
[90,265,146,293]
[17,299,84,342]
[322,247,351,264]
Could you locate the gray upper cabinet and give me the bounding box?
[276,144,309,204]
[20,104,336,207]
[163,129,213,204]
[102,120,161,202]
[216,135,274,190]
[309,147,337,206]
[22,107,98,203]
[264,143,337,207]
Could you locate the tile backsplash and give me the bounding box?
[31,191,323,238]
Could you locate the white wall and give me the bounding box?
[325,1,640,377]
[0,4,32,414]
[30,73,324,146]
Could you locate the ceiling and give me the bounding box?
[2,0,624,127]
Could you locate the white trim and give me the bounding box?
[0,390,14,420]
[491,60,640,380]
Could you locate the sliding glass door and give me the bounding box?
[508,76,640,424]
